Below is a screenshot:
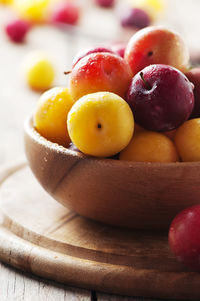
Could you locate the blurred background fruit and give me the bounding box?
[51,1,80,26]
[23,51,55,91]
[120,7,151,29]
[94,0,115,8]
[5,18,31,43]
[13,0,51,23]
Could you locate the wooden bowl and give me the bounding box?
[24,116,200,230]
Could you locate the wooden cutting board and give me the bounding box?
[0,163,200,300]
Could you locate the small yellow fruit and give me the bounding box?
[13,0,50,22]
[67,92,134,157]
[24,51,55,92]
[120,131,179,162]
[174,118,200,162]
[34,87,73,147]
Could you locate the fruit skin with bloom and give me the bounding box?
[24,51,55,91]
[169,205,200,271]
[174,118,200,162]
[67,92,134,157]
[51,1,80,25]
[185,67,200,118]
[34,87,73,147]
[126,64,194,132]
[119,131,179,162]
[72,47,114,67]
[125,26,190,76]
[70,52,133,102]
[5,19,30,43]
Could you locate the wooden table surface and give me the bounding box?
[1,1,200,300]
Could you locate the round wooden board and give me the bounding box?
[0,163,200,300]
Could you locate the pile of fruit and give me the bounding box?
[34,26,200,163]
[33,25,200,272]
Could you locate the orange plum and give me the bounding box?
[69,52,133,102]
[125,26,189,76]
[120,131,179,162]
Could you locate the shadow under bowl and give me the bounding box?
[24,116,200,230]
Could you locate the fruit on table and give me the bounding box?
[67,92,134,157]
[119,131,179,162]
[95,0,115,8]
[34,87,73,147]
[126,64,194,132]
[70,52,133,102]
[185,67,200,118]
[72,46,114,67]
[174,118,200,162]
[24,51,55,91]
[120,7,151,29]
[13,0,50,23]
[169,205,200,271]
[125,26,190,76]
[5,19,30,43]
[51,1,80,25]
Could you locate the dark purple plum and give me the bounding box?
[120,7,150,29]
[72,46,114,67]
[95,0,114,8]
[126,64,194,132]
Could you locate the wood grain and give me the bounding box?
[0,164,200,300]
[0,262,90,301]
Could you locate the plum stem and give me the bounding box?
[64,71,72,75]
[140,72,151,90]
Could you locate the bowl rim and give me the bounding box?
[24,115,200,169]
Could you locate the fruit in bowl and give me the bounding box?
[24,26,200,230]
[25,116,200,230]
[72,46,115,67]
[126,64,194,132]
[67,92,134,157]
[33,87,74,147]
[69,52,133,102]
[125,26,189,76]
